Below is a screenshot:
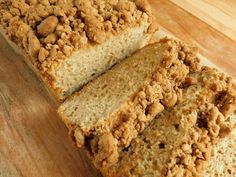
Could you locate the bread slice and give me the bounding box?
[58,38,201,167]
[0,0,157,101]
[100,67,236,177]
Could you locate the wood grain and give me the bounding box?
[170,0,236,41]
[150,0,236,78]
[0,1,236,177]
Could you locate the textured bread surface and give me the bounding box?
[204,115,236,177]
[58,38,201,167]
[205,115,236,177]
[100,67,236,177]
[0,0,157,100]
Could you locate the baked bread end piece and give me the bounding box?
[0,0,158,101]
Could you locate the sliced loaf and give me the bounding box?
[100,67,236,177]
[0,0,157,100]
[58,38,201,167]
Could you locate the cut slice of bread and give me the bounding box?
[100,67,236,177]
[0,0,157,101]
[58,38,201,167]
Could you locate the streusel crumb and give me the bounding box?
[101,67,236,177]
[72,39,201,168]
[0,0,156,74]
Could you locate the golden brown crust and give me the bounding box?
[100,67,236,177]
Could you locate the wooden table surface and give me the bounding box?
[0,1,236,177]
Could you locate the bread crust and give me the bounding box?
[0,0,157,100]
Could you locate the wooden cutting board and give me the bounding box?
[0,1,236,177]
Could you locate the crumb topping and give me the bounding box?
[101,67,236,177]
[0,0,155,73]
[71,39,201,168]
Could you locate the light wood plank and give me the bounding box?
[170,0,236,41]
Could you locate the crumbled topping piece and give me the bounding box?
[28,31,41,59]
[95,133,119,166]
[44,33,57,44]
[37,16,59,37]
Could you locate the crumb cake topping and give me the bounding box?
[64,38,201,167]
[101,67,236,177]
[0,0,156,74]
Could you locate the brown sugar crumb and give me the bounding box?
[37,16,59,37]
[0,0,156,74]
[90,133,119,166]
[135,0,151,13]
[28,31,41,59]
[100,67,236,177]
[183,76,197,87]
[215,90,236,117]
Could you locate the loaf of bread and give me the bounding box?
[0,0,157,100]
[99,67,236,177]
[58,38,201,167]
